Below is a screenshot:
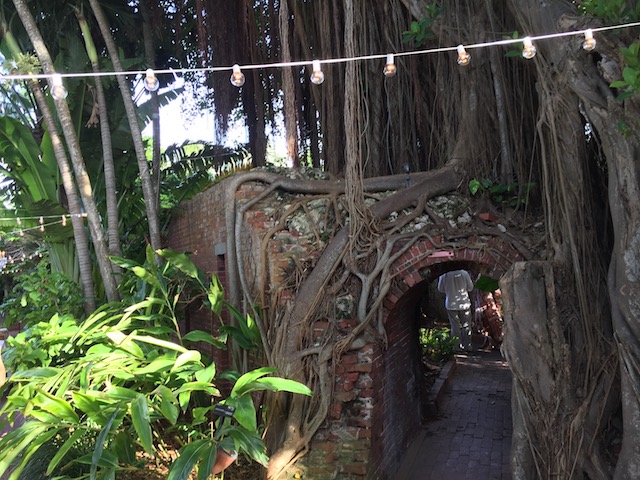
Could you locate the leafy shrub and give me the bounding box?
[0,258,83,328]
[469,178,536,208]
[0,247,311,480]
[419,327,457,362]
[579,0,640,23]
[610,42,640,101]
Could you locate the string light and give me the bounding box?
[144,68,160,91]
[50,73,68,99]
[0,213,87,239]
[383,54,397,77]
[583,28,597,51]
[456,45,471,66]
[310,60,325,85]
[230,64,245,87]
[522,37,537,59]
[0,24,634,85]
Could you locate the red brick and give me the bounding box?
[342,463,368,476]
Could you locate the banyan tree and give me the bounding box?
[165,0,639,478]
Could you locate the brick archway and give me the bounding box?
[363,236,523,479]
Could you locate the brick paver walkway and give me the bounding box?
[396,350,512,480]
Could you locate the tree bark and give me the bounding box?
[12,0,119,304]
[88,0,162,253]
[266,163,463,478]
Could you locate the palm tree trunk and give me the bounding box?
[88,0,162,253]
[140,1,162,214]
[76,11,123,278]
[31,81,97,314]
[12,0,119,304]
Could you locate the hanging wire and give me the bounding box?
[0,23,636,82]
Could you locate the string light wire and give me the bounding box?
[0,23,637,82]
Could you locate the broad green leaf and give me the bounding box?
[195,362,216,383]
[157,249,206,286]
[46,428,86,475]
[91,406,121,480]
[11,367,61,379]
[191,406,211,425]
[32,391,79,423]
[182,330,227,349]
[106,331,145,358]
[130,266,164,291]
[154,386,179,425]
[171,350,202,372]
[197,444,218,480]
[255,377,313,396]
[112,431,136,464]
[225,425,268,466]
[135,357,176,374]
[0,422,49,476]
[230,367,277,397]
[174,382,220,397]
[131,395,153,455]
[129,335,188,353]
[167,439,209,480]
[225,395,256,431]
[207,276,224,316]
[105,386,139,402]
[8,427,59,480]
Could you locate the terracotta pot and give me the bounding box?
[212,449,238,474]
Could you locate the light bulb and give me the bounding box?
[144,68,160,92]
[456,45,471,66]
[51,73,68,100]
[310,60,325,85]
[583,29,596,52]
[62,215,67,226]
[522,37,537,60]
[230,64,245,87]
[39,216,44,232]
[383,54,397,77]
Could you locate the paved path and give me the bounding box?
[397,350,512,480]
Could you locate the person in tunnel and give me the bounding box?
[437,269,474,351]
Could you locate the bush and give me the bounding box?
[0,258,83,328]
[419,327,457,362]
[0,247,311,480]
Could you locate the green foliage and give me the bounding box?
[503,32,525,58]
[402,3,444,47]
[0,247,312,480]
[579,0,640,23]
[610,42,640,101]
[419,328,457,362]
[474,275,500,293]
[0,259,84,328]
[469,178,536,207]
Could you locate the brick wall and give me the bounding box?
[165,179,524,479]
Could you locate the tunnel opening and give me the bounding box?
[371,255,515,479]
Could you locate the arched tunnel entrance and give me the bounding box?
[366,241,522,479]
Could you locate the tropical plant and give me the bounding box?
[468,178,536,207]
[610,41,640,101]
[418,327,457,363]
[0,258,83,329]
[402,2,444,47]
[0,247,312,480]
